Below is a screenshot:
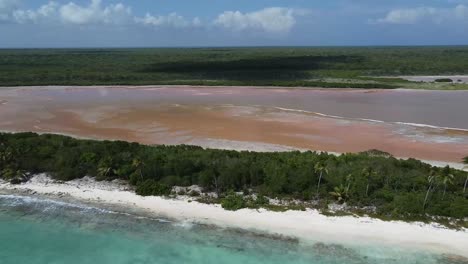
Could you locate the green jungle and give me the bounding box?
[1,133,467,227]
[1,47,468,89]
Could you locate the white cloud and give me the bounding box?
[3,0,197,28]
[135,12,200,28]
[0,0,19,22]
[377,7,437,24]
[192,17,202,27]
[455,4,468,18]
[59,0,101,24]
[59,0,132,25]
[214,7,297,33]
[0,0,17,10]
[102,3,132,24]
[0,1,304,33]
[376,5,468,24]
[13,1,58,24]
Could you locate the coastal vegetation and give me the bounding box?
[1,132,467,225]
[1,47,468,89]
[434,78,453,83]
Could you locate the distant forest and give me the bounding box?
[1,47,468,89]
[1,133,467,226]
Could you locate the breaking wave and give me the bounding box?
[272,107,468,132]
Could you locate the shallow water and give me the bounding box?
[8,86,468,129]
[1,86,467,162]
[0,194,462,264]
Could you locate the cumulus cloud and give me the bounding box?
[13,1,58,24]
[1,0,134,25]
[377,7,437,24]
[135,13,201,28]
[0,0,19,22]
[214,7,298,33]
[0,1,305,33]
[376,5,468,24]
[59,0,132,25]
[3,0,200,28]
[455,4,468,18]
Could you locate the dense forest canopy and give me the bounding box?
[1,47,468,89]
[0,133,467,224]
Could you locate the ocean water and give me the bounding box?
[0,194,464,264]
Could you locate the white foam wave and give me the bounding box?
[173,220,195,229]
[394,122,468,132]
[0,194,112,214]
[272,107,468,132]
[0,194,174,224]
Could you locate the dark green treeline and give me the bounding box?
[1,133,467,222]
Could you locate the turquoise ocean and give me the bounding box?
[0,194,463,264]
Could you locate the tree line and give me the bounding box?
[0,132,467,223]
[2,47,468,89]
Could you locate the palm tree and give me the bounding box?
[314,162,328,196]
[132,158,145,180]
[362,167,376,197]
[1,167,28,183]
[439,172,454,199]
[464,172,468,194]
[0,167,16,179]
[0,147,13,165]
[345,173,353,193]
[423,171,436,211]
[97,157,114,179]
[97,166,111,179]
[463,157,468,193]
[329,185,349,203]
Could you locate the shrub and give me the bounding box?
[160,175,182,187]
[54,167,85,181]
[287,204,307,211]
[244,195,270,209]
[255,195,270,206]
[221,193,246,211]
[128,172,141,185]
[135,179,170,196]
[434,78,453,83]
[360,149,393,158]
[445,197,468,219]
[189,190,200,197]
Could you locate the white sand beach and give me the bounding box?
[1,174,467,257]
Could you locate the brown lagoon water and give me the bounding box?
[0,86,467,162]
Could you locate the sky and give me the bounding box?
[0,0,467,48]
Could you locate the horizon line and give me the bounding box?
[1,44,468,50]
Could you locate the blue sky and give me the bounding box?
[0,0,467,47]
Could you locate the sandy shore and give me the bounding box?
[1,174,467,257]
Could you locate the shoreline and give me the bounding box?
[1,84,468,92]
[1,175,467,257]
